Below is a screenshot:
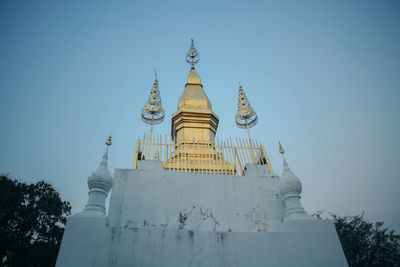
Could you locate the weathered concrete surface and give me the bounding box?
[109,162,285,232]
[56,162,348,267]
[56,216,347,267]
[56,215,109,267]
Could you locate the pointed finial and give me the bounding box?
[279,142,290,171]
[106,133,112,147]
[141,70,165,125]
[186,39,200,66]
[279,142,285,155]
[235,83,258,129]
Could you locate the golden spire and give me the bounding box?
[279,142,285,155]
[172,40,217,143]
[235,82,258,141]
[168,39,220,167]
[185,39,200,83]
[141,69,165,140]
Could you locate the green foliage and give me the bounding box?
[313,211,400,267]
[0,175,71,267]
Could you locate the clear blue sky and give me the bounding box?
[1,0,399,231]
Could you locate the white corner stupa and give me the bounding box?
[56,41,348,267]
[80,148,113,216]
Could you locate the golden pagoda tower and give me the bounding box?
[162,39,234,173]
[171,39,219,145]
[134,39,273,175]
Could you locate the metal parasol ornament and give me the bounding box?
[235,83,258,135]
[141,69,165,139]
[186,39,200,67]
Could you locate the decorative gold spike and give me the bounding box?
[152,134,155,160]
[165,135,168,163]
[145,134,149,160]
[186,39,200,66]
[141,70,165,140]
[133,139,140,169]
[155,135,159,160]
[140,136,145,161]
[238,138,247,167]
[261,145,274,175]
[279,142,285,155]
[235,83,258,130]
[106,133,112,147]
[228,140,236,175]
[225,140,233,175]
[216,138,222,175]
[235,83,259,166]
[232,138,243,176]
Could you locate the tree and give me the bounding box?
[314,211,400,267]
[0,175,71,267]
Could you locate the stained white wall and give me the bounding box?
[56,161,348,267]
[109,162,285,232]
[56,216,348,267]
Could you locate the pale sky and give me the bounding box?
[1,0,399,232]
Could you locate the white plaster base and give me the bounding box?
[56,217,347,267]
[56,162,348,266]
[108,163,284,232]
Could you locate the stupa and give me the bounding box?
[56,40,348,267]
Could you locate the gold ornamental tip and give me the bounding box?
[279,142,285,154]
[235,83,258,129]
[186,39,200,65]
[106,134,112,147]
[141,70,165,125]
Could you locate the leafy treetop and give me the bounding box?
[313,211,400,267]
[0,175,71,267]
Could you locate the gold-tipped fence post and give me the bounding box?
[133,139,140,169]
[231,138,242,176]
[260,145,274,175]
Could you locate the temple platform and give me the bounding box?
[56,161,347,267]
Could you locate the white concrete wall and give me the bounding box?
[56,216,348,267]
[56,161,348,266]
[109,161,285,232]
